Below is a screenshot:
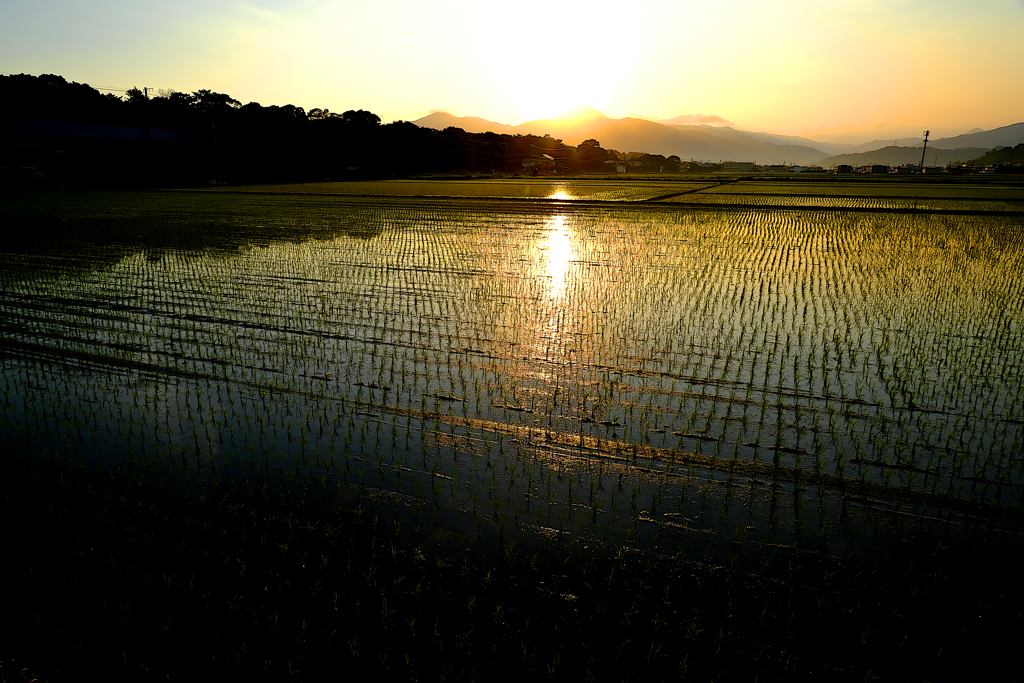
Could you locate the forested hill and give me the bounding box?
[0,74,691,187]
[970,143,1024,166]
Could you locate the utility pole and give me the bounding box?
[919,130,930,171]
[141,87,153,181]
[142,87,152,144]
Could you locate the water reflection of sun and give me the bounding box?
[549,190,572,201]
[525,214,580,388]
[546,215,574,299]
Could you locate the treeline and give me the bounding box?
[1,74,700,187]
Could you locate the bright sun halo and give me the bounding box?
[483,2,632,122]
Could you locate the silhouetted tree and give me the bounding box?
[124,87,148,105]
[341,110,381,127]
[191,90,241,114]
[167,91,196,109]
[279,104,306,120]
[308,108,339,120]
[576,138,609,171]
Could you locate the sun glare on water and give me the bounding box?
[545,215,574,299]
[526,213,579,377]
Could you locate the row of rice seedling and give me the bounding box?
[661,192,1024,212]
[2,190,1022,565]
[696,181,1024,199]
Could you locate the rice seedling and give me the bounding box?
[2,180,1023,678]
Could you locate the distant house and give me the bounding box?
[522,153,555,170]
[946,164,993,174]
[858,164,890,174]
[834,164,854,173]
[764,164,791,174]
[722,161,755,173]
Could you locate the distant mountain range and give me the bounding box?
[412,108,1024,167]
[816,147,991,168]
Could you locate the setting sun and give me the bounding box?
[478,0,636,122]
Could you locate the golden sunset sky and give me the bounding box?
[3,0,1023,142]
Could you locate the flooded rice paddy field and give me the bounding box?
[204,176,1024,212]
[3,181,1024,566]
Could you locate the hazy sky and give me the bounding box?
[3,0,1023,143]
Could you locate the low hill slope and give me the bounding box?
[970,143,1024,165]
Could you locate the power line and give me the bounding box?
[0,74,143,94]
